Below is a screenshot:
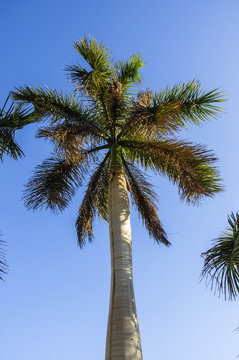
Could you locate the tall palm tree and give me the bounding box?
[12,36,224,359]
[202,212,239,300]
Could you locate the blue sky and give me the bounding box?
[1,0,239,359]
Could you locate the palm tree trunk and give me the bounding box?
[105,165,143,360]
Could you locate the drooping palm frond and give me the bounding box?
[37,124,108,158]
[23,154,89,212]
[37,125,88,158]
[76,151,110,246]
[0,129,23,161]
[0,237,7,281]
[121,139,222,202]
[201,212,239,300]
[122,159,169,246]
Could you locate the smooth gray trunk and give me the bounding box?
[105,165,143,360]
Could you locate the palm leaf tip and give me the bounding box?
[201,212,239,300]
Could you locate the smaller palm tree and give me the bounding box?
[0,95,35,280]
[201,212,239,300]
[0,95,34,161]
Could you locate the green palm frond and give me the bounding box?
[11,86,109,140]
[0,96,35,160]
[153,80,225,127]
[76,152,110,246]
[0,237,7,281]
[122,159,169,246]
[121,139,222,202]
[116,53,144,88]
[118,91,182,140]
[11,86,84,121]
[66,36,115,95]
[201,212,239,300]
[23,155,88,212]
[0,128,23,161]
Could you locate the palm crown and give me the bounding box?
[12,36,224,247]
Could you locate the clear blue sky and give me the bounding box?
[1,0,239,359]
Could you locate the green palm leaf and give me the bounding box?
[76,151,110,246]
[122,159,169,246]
[202,212,239,300]
[121,139,222,202]
[66,36,115,95]
[116,53,144,88]
[0,96,35,160]
[153,80,225,126]
[11,86,110,141]
[23,155,89,212]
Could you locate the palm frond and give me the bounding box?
[122,159,169,246]
[0,129,23,161]
[37,124,108,158]
[116,53,144,87]
[23,155,88,212]
[118,90,183,140]
[121,139,222,202]
[11,86,85,121]
[0,237,7,281]
[66,36,115,95]
[0,100,35,129]
[153,80,225,127]
[201,212,239,300]
[0,97,35,161]
[76,151,110,246]
[11,86,109,140]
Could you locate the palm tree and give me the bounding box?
[0,96,35,280]
[202,212,239,300]
[12,36,224,359]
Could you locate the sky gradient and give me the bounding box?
[1,1,239,359]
